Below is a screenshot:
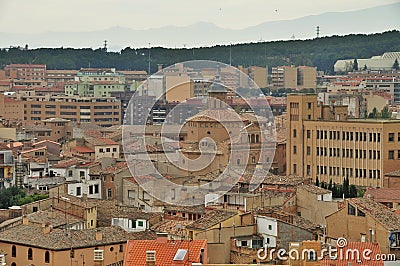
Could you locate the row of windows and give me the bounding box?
[315,147,381,160]
[317,166,381,179]
[99,148,117,153]
[315,130,382,142]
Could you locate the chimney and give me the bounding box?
[42,223,52,234]
[22,215,29,225]
[95,230,103,241]
[156,232,168,243]
[146,250,156,266]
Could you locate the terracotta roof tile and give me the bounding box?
[364,188,400,203]
[123,239,207,266]
[0,224,155,250]
[186,210,237,230]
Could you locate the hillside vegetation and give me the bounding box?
[1,30,399,74]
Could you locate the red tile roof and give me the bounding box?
[364,188,400,203]
[321,241,384,266]
[123,239,207,266]
[72,146,95,153]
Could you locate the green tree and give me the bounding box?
[369,107,378,118]
[363,64,368,70]
[381,106,391,118]
[315,176,320,187]
[393,58,399,70]
[353,59,359,71]
[349,185,357,198]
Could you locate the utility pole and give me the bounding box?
[148,42,151,76]
[316,26,320,38]
[103,40,108,52]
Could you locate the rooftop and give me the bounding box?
[349,198,400,231]
[26,209,82,228]
[0,225,155,250]
[187,209,237,230]
[298,184,332,195]
[364,188,400,203]
[123,239,207,266]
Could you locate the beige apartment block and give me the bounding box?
[287,94,400,188]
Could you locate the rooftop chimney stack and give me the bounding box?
[95,230,103,241]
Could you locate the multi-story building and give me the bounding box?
[4,64,47,87]
[287,94,400,188]
[45,69,78,86]
[65,68,127,97]
[271,66,297,89]
[271,66,317,90]
[0,95,121,127]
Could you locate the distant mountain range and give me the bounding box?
[1,2,399,51]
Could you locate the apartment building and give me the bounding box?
[287,94,400,188]
[0,95,121,127]
[4,64,47,87]
[271,66,317,90]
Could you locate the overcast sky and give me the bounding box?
[0,0,399,33]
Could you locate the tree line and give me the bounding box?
[0,30,399,74]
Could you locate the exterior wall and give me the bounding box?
[122,179,156,212]
[249,66,267,88]
[5,95,121,127]
[0,128,17,141]
[111,217,148,232]
[1,242,127,266]
[325,202,391,254]
[0,94,24,120]
[384,175,400,188]
[256,216,278,247]
[193,225,255,264]
[287,94,400,188]
[92,145,119,160]
[68,180,102,199]
[297,66,317,90]
[296,188,338,225]
[278,221,313,250]
[165,75,192,102]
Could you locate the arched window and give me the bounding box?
[251,134,255,143]
[11,245,16,257]
[11,263,16,266]
[248,135,250,143]
[237,158,241,165]
[256,134,260,143]
[45,251,50,263]
[252,156,256,164]
[28,248,33,260]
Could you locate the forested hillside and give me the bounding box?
[1,30,399,73]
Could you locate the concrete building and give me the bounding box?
[271,66,317,90]
[0,150,14,189]
[0,94,121,127]
[287,94,400,188]
[4,64,47,87]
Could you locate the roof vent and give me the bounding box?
[173,249,187,261]
[146,250,156,266]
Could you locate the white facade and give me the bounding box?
[256,216,278,248]
[68,179,102,199]
[111,217,148,232]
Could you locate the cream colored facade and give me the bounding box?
[287,94,400,188]
[165,75,192,102]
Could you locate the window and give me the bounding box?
[308,102,312,109]
[389,150,395,160]
[293,129,297,138]
[131,219,137,228]
[94,250,104,261]
[45,251,50,263]
[28,248,33,260]
[128,190,136,199]
[138,220,144,227]
[113,148,117,152]
[106,148,110,152]
[252,239,263,249]
[293,145,297,154]
[89,185,93,194]
[12,245,16,257]
[306,130,311,139]
[307,146,310,156]
[119,245,123,252]
[348,204,356,215]
[107,188,112,198]
[389,133,395,142]
[99,148,104,153]
[357,210,366,217]
[293,164,297,174]
[268,224,272,230]
[94,184,99,193]
[76,187,81,196]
